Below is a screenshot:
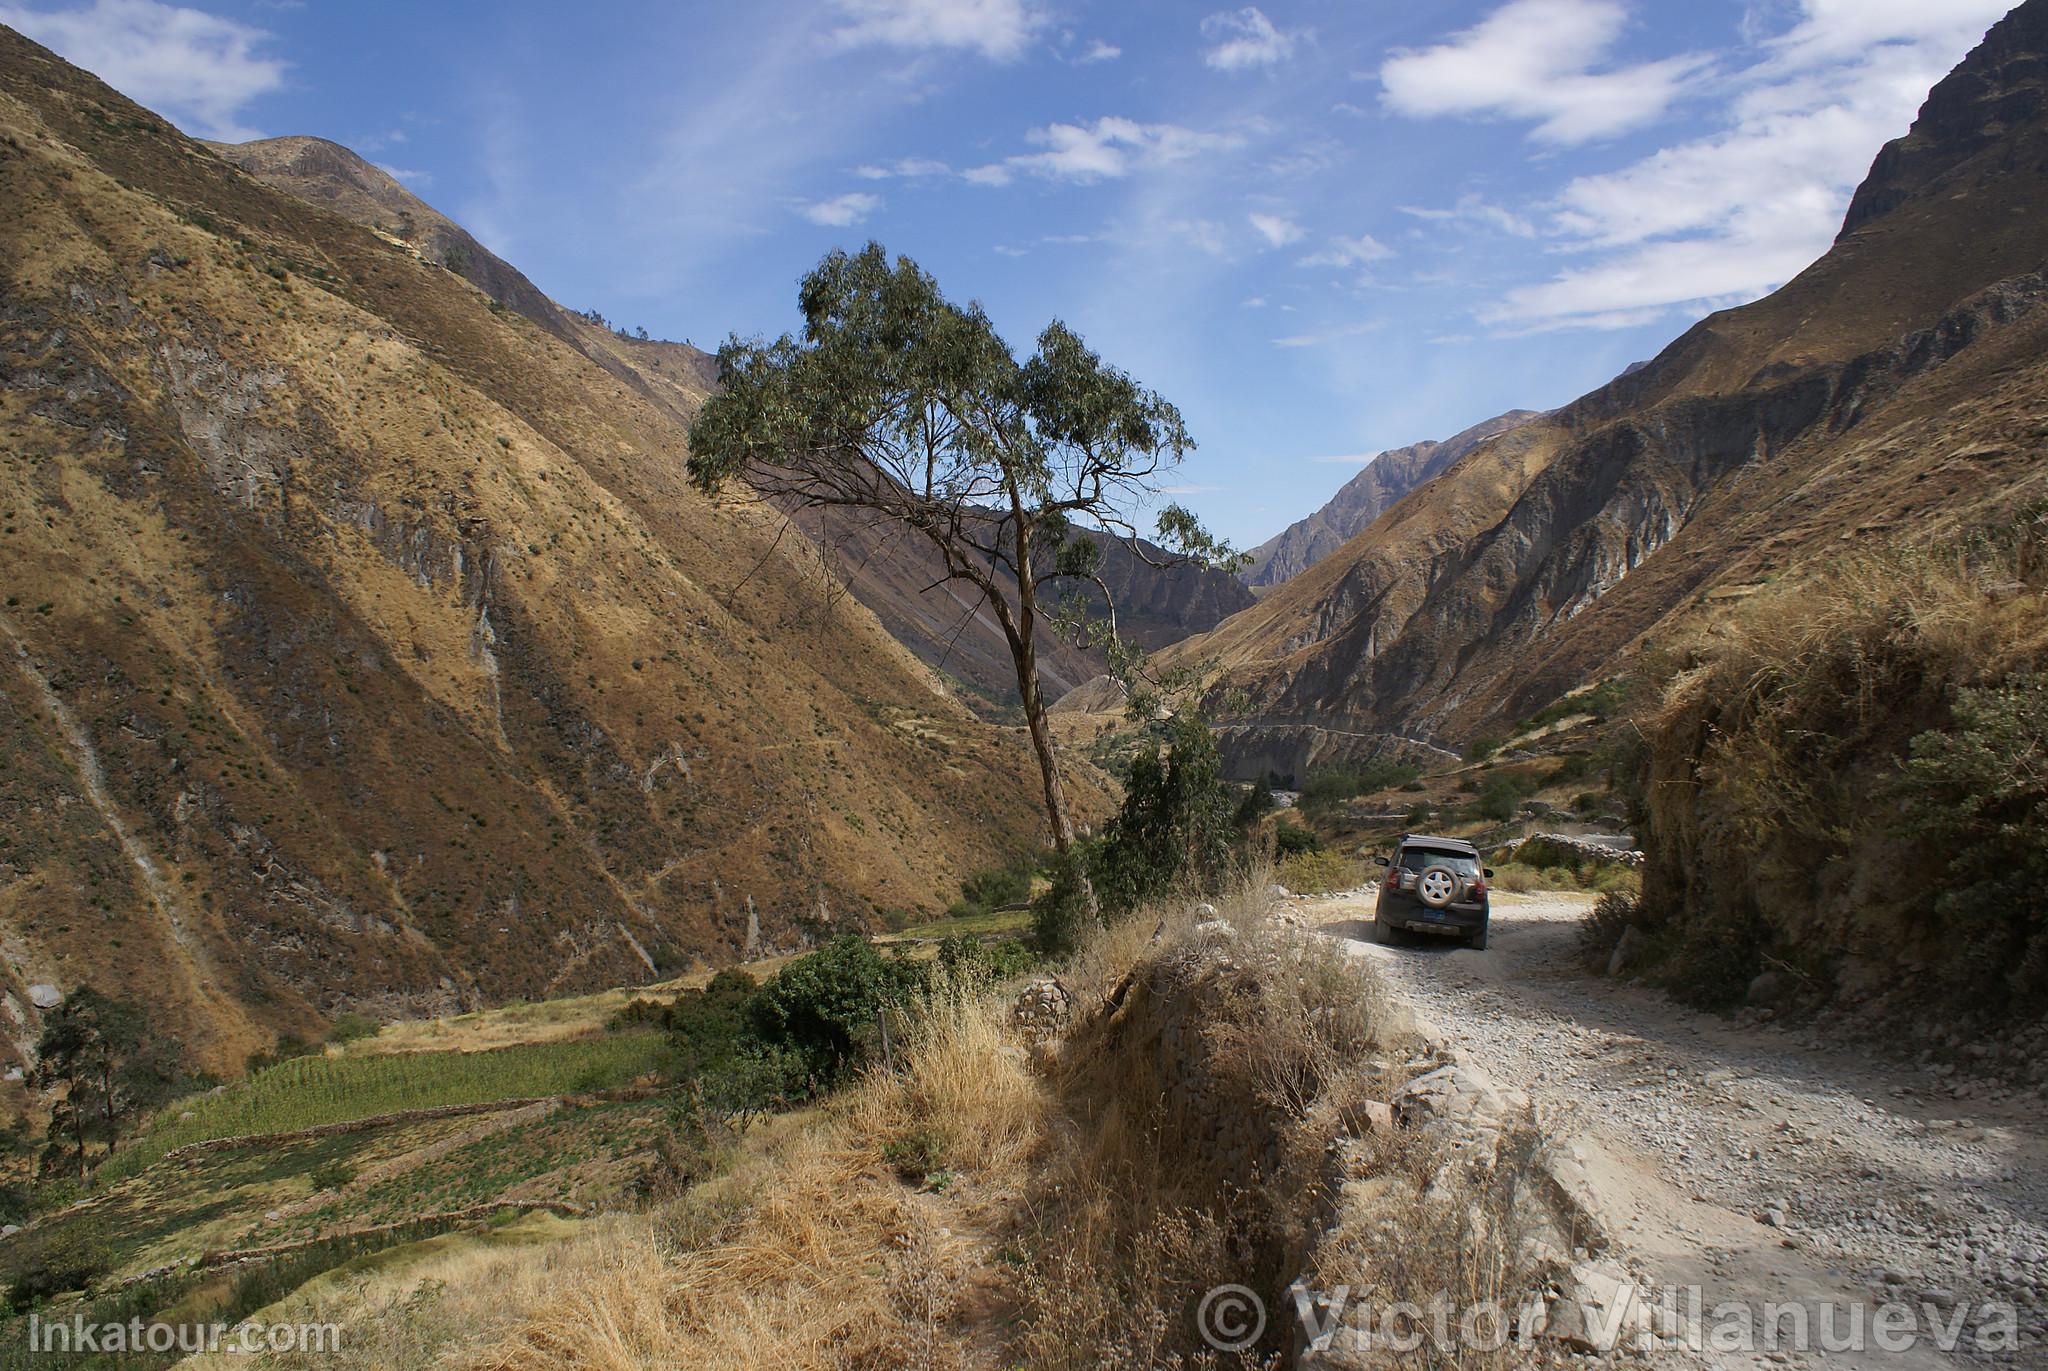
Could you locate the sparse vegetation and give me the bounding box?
[1632,513,2048,1012]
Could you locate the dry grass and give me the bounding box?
[1636,520,2048,1005]
[224,876,1431,1370]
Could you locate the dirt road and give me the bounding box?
[1305,890,2048,1369]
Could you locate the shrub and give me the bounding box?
[1298,760,1420,818]
[1089,717,1240,918]
[1636,519,2048,1015]
[1578,889,1641,971]
[960,858,1036,912]
[1273,820,1321,855]
[747,936,922,1087]
[6,1220,108,1310]
[1464,735,1504,763]
[1276,850,1361,895]
[327,1012,378,1045]
[1031,844,1098,957]
[1898,673,2048,999]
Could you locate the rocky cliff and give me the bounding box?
[1136,1,2048,772]
[0,27,1072,1070]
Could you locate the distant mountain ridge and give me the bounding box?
[1078,1,2048,782]
[1241,409,1541,589]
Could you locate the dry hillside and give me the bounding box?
[1108,1,2048,778]
[1241,408,1541,590]
[0,26,1083,1073]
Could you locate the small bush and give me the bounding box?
[1298,760,1420,818]
[1277,850,1362,895]
[1273,820,1321,855]
[1578,889,1641,970]
[1464,735,1504,763]
[1031,845,1097,957]
[327,1012,378,1044]
[6,1221,108,1310]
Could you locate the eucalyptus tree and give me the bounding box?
[686,243,1237,864]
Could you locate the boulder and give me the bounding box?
[1606,925,1646,976]
[1543,1259,1643,1352]
[27,984,60,1010]
[1746,970,1791,1006]
[1394,1062,1525,1137]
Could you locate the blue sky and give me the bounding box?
[0,0,2017,548]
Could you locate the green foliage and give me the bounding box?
[103,1034,667,1182]
[1089,717,1239,918]
[326,1012,379,1045]
[684,243,1238,848]
[5,1219,108,1310]
[943,854,1041,927]
[1297,760,1420,818]
[1232,776,1274,829]
[960,859,1035,911]
[1030,845,1097,957]
[1464,735,1505,763]
[1515,677,1632,735]
[1899,673,2048,1002]
[30,988,179,1178]
[1273,820,1321,856]
[747,936,922,1087]
[881,1127,944,1182]
[1276,850,1361,895]
[936,935,1037,983]
[1475,776,1524,822]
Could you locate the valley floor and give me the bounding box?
[1305,892,2048,1370]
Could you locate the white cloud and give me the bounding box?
[379,164,431,186]
[1201,7,1305,72]
[1398,195,1537,238]
[1241,295,1268,308]
[0,0,285,140]
[966,116,1243,185]
[854,156,950,179]
[800,191,883,225]
[1307,452,1379,464]
[830,0,1045,62]
[1379,0,1706,144]
[1298,234,1394,268]
[1248,211,1304,248]
[1478,1,2011,331]
[1166,218,1229,256]
[1272,320,1381,348]
[1075,38,1121,64]
[1765,0,2014,69]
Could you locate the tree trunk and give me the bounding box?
[1004,513,1100,922]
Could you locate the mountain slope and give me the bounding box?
[0,27,1072,1071]
[212,136,1251,717]
[1134,1,2048,776]
[1241,409,1540,590]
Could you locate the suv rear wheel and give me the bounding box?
[1416,864,1460,909]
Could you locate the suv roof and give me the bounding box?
[1397,834,1480,853]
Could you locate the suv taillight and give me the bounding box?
[1469,875,1487,897]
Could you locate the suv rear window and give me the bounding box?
[1399,848,1480,876]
